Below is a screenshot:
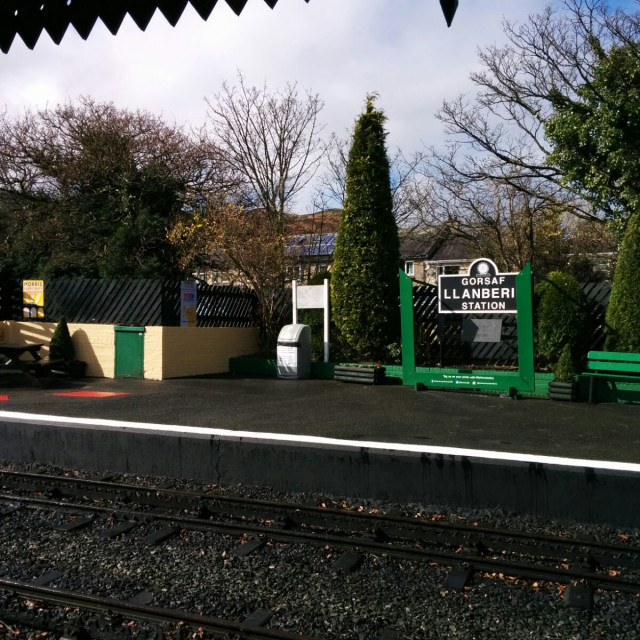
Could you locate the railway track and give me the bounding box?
[2,469,640,597]
[2,469,640,638]
[0,577,314,639]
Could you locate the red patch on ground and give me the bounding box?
[52,391,129,398]
[0,395,8,401]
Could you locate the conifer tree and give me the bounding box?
[49,317,75,362]
[605,210,640,352]
[331,96,400,361]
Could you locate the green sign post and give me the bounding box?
[399,263,535,395]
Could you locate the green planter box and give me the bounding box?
[549,380,577,401]
[334,365,386,385]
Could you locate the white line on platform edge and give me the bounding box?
[1,410,639,474]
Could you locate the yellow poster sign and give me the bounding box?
[22,280,45,319]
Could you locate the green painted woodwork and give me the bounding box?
[115,326,145,379]
[516,263,535,390]
[399,267,417,384]
[399,266,536,395]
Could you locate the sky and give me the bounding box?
[0,0,637,210]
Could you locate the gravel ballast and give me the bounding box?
[1,462,639,639]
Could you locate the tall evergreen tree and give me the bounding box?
[331,96,400,361]
[605,209,640,352]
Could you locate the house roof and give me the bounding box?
[287,233,337,258]
[400,227,475,262]
[400,232,438,260]
[0,0,308,53]
[0,1,458,53]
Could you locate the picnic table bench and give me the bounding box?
[0,343,64,384]
[585,350,640,404]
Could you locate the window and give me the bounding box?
[404,261,415,276]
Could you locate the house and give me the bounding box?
[197,206,478,286]
[286,212,478,285]
[400,227,476,284]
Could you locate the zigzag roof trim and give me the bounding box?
[0,0,311,53]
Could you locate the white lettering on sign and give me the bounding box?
[461,276,506,286]
[461,301,507,311]
[444,288,515,300]
[438,261,518,315]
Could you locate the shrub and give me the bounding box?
[605,210,640,352]
[553,343,578,382]
[535,271,589,367]
[330,96,400,361]
[49,317,75,361]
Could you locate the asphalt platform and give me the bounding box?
[1,373,639,465]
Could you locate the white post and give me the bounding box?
[323,278,330,363]
[292,279,298,324]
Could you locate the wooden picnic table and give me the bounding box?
[0,343,44,369]
[0,343,52,385]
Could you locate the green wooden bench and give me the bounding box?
[585,351,640,404]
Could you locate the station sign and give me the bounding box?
[438,258,517,314]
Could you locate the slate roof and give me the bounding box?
[287,233,337,258]
[0,0,310,53]
[399,227,475,262]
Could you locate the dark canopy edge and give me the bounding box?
[0,0,311,54]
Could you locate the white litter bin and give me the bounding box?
[277,324,311,379]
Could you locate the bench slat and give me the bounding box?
[588,350,640,363]
[585,372,640,380]
[586,361,640,374]
[586,351,640,404]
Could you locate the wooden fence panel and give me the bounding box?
[0,279,258,328]
[45,279,164,325]
[194,284,257,328]
[412,281,611,368]
[582,281,611,352]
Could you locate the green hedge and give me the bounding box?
[535,271,589,367]
[605,210,640,352]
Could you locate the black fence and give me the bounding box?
[581,281,611,352]
[0,279,258,328]
[413,283,519,367]
[413,281,612,368]
[162,282,258,328]
[0,277,613,361]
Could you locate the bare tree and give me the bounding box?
[0,97,230,278]
[434,0,640,224]
[168,203,293,348]
[409,153,613,277]
[205,73,325,233]
[200,74,325,349]
[312,133,349,210]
